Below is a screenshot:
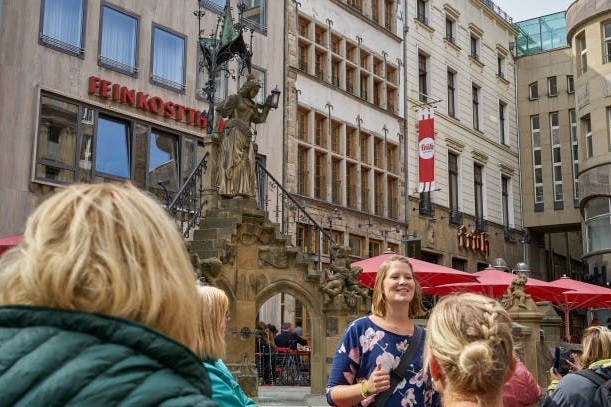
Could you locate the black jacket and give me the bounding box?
[542,360,611,407]
[274,330,307,350]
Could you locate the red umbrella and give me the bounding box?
[547,275,611,340]
[355,252,477,289]
[423,268,567,302]
[0,233,22,256]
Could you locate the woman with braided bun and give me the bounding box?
[424,293,516,407]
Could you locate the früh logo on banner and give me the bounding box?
[418,108,435,193]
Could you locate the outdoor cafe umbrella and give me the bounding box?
[548,275,611,341]
[355,251,478,289]
[0,233,22,256]
[422,268,567,302]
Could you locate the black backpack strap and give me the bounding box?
[372,325,424,407]
[575,369,606,387]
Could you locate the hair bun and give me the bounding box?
[458,341,493,378]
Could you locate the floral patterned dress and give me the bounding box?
[326,316,439,407]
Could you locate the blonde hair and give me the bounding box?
[195,285,229,360]
[581,326,611,368]
[0,182,200,349]
[424,293,514,398]
[371,255,425,318]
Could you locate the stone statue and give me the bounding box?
[501,274,529,310]
[320,244,370,306]
[215,74,274,198]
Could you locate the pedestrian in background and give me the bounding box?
[543,325,611,406]
[195,284,257,406]
[0,182,215,406]
[503,353,543,407]
[275,321,308,350]
[326,255,439,406]
[424,293,516,407]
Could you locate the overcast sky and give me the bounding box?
[494,0,575,22]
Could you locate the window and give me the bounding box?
[243,0,266,32]
[472,84,480,130]
[452,257,467,271]
[40,0,85,56]
[474,164,484,225]
[151,26,185,91]
[447,70,456,118]
[497,53,505,78]
[567,75,574,94]
[197,45,227,102]
[501,176,510,229]
[349,234,364,258]
[332,159,341,204]
[470,35,479,60]
[570,109,579,202]
[361,168,370,212]
[584,115,593,158]
[416,0,428,25]
[200,0,225,14]
[99,5,138,75]
[499,101,508,145]
[419,191,433,215]
[314,152,327,199]
[550,112,563,204]
[584,197,611,253]
[149,130,178,190]
[547,76,558,97]
[604,22,611,63]
[445,17,455,43]
[297,147,309,194]
[448,152,459,216]
[418,52,428,103]
[35,93,200,189]
[531,115,543,205]
[577,32,587,75]
[369,239,382,257]
[528,82,539,100]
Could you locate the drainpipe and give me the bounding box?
[402,0,410,256]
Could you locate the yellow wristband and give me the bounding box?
[360,379,370,398]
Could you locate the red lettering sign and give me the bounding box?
[87,76,207,130]
[457,225,490,258]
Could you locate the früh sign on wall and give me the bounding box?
[418,107,435,193]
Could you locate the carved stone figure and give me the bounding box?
[501,274,529,310]
[215,74,274,198]
[320,244,370,306]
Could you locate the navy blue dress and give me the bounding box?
[326,316,439,407]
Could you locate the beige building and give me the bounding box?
[0,0,282,237]
[565,0,611,286]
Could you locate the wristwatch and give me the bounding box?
[360,379,371,398]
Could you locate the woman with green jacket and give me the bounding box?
[196,285,257,406]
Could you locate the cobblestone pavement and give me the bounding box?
[253,386,327,406]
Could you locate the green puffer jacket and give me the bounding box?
[0,305,218,406]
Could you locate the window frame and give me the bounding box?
[584,115,593,158]
[528,81,539,100]
[497,53,505,79]
[150,23,187,93]
[447,69,456,118]
[242,0,267,34]
[549,111,563,204]
[470,35,480,60]
[577,32,588,75]
[567,75,575,94]
[472,84,480,131]
[448,151,459,214]
[445,16,455,43]
[584,197,611,253]
[418,52,429,103]
[98,2,139,76]
[416,0,429,25]
[39,0,87,57]
[499,100,508,145]
[501,175,510,229]
[474,163,484,223]
[604,21,611,63]
[569,109,579,204]
[531,115,543,206]
[547,76,558,97]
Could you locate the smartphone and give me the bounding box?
[554,346,571,375]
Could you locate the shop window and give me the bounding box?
[99,5,138,75]
[151,25,186,92]
[36,95,78,182]
[95,115,131,179]
[149,131,179,191]
[40,0,85,56]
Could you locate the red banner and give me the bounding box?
[418,108,435,192]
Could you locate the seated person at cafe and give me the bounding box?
[275,322,307,350]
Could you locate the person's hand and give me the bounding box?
[550,367,562,381]
[366,364,391,395]
[567,353,582,371]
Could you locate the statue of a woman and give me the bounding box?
[215,74,273,198]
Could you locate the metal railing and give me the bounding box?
[164,152,209,237]
[255,162,335,258]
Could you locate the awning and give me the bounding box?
[354,252,477,289]
[0,233,23,255]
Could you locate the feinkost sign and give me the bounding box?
[87,76,208,130]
